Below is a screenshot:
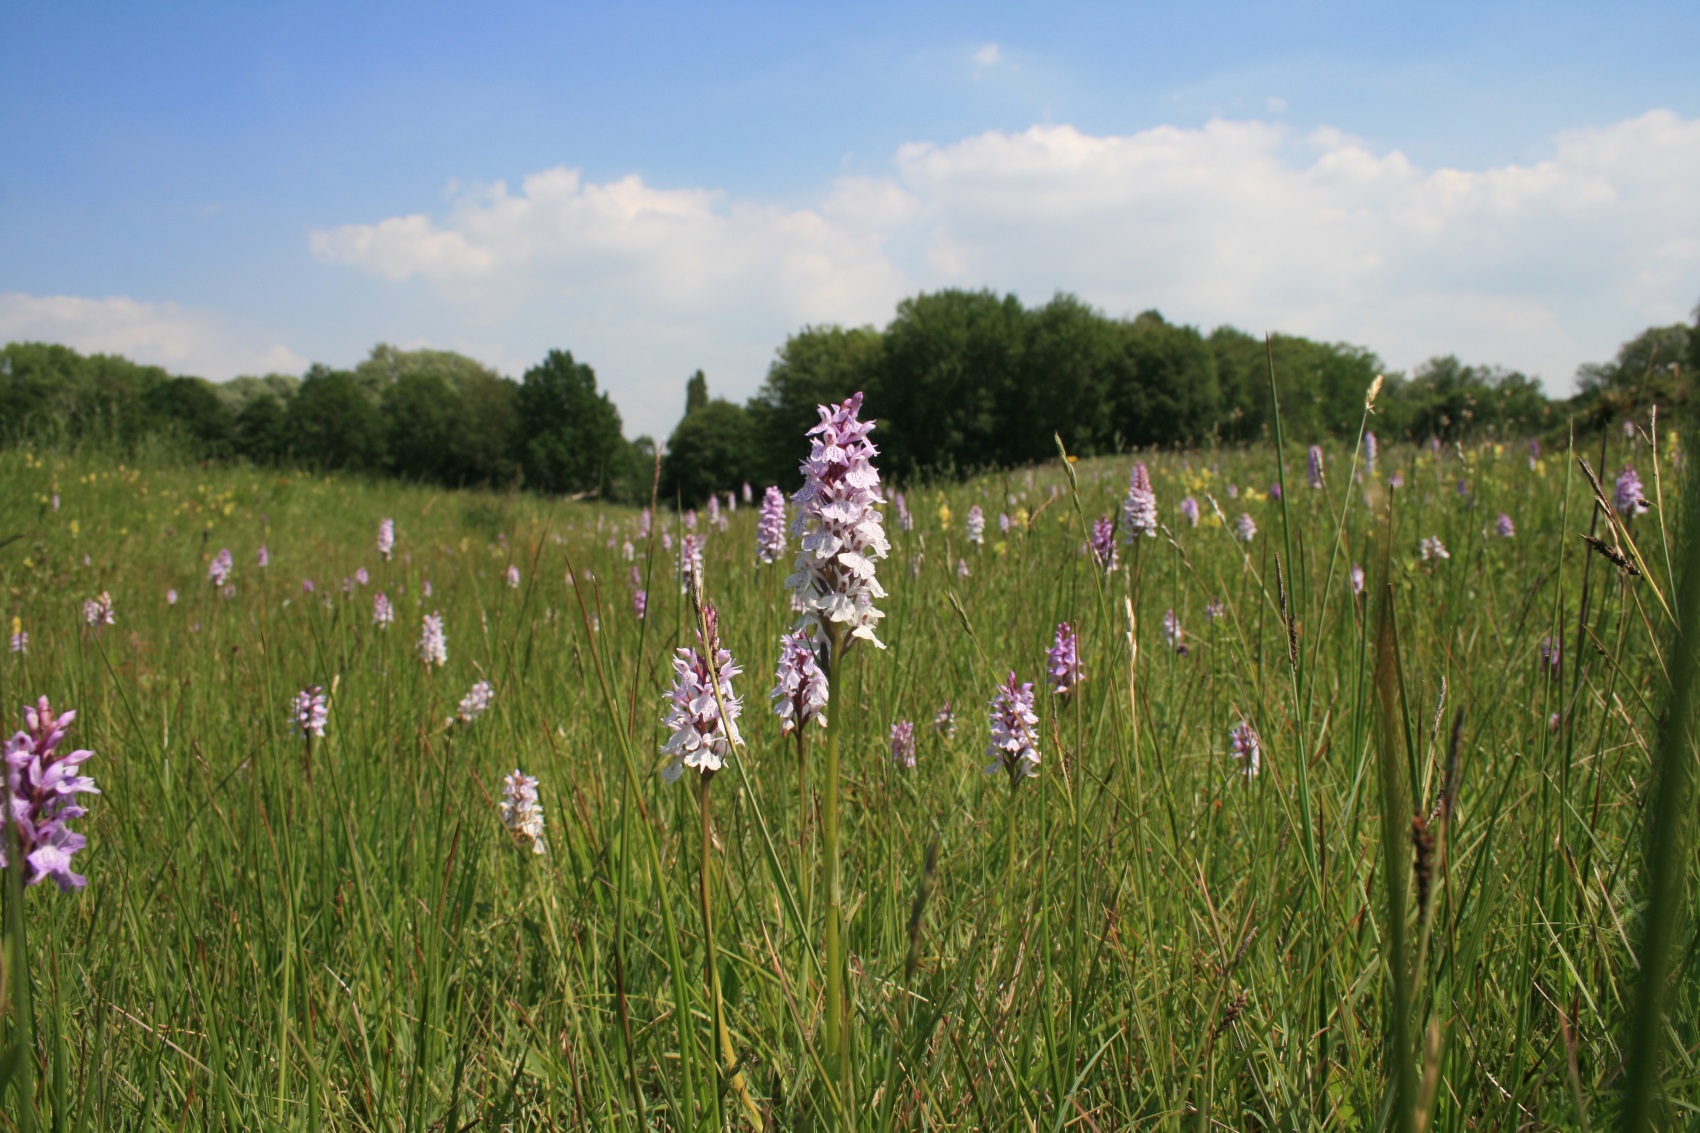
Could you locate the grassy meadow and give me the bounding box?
[0,411,1695,1130]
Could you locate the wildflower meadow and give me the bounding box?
[1,388,1697,1130]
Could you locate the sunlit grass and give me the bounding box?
[0,423,1692,1129]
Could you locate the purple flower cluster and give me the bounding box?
[1229,720,1260,778]
[660,610,744,782]
[966,505,986,545]
[1089,515,1119,573]
[1528,438,1540,469]
[1047,622,1081,698]
[1351,563,1365,595]
[1179,496,1199,527]
[418,612,447,667]
[706,495,722,532]
[986,672,1041,782]
[933,700,957,741]
[1419,536,1450,562]
[679,533,705,592]
[1496,513,1515,538]
[377,517,395,561]
[889,719,916,768]
[1236,513,1258,543]
[291,687,328,737]
[83,591,115,628]
[373,592,394,627]
[1122,462,1157,540]
[1615,466,1649,515]
[1162,609,1185,655]
[257,545,270,568]
[3,697,100,891]
[1307,445,1324,489]
[209,548,233,587]
[757,485,788,564]
[457,680,493,723]
[1540,636,1561,677]
[625,565,647,621]
[1364,431,1378,472]
[895,492,913,532]
[787,392,891,648]
[770,630,828,735]
[500,770,545,854]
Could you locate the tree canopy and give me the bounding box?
[3,291,1695,505]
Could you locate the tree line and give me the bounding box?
[4,289,1696,505]
[0,342,649,501]
[665,289,1697,503]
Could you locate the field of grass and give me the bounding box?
[0,407,1695,1130]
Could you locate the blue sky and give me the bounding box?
[3,1,1697,439]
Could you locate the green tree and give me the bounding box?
[663,399,758,506]
[383,371,460,483]
[1015,294,1120,460]
[874,288,1026,479]
[353,343,494,404]
[1394,356,1545,440]
[1574,323,1693,426]
[609,435,660,505]
[450,371,521,487]
[747,324,883,487]
[374,346,522,487]
[516,349,624,497]
[144,376,235,458]
[0,342,87,444]
[234,392,289,465]
[217,373,300,416]
[685,369,709,416]
[284,365,383,470]
[1106,310,1220,449]
[1207,329,1383,442]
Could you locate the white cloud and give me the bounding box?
[310,168,909,325]
[306,109,1700,438]
[891,109,1700,390]
[0,293,307,379]
[973,43,1003,68]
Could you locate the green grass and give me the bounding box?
[0,422,1694,1130]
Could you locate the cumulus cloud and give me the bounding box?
[310,168,910,325]
[973,43,1003,68]
[891,109,1700,390]
[309,109,1700,436]
[0,293,306,379]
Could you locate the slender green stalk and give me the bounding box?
[3,814,36,1133]
[700,773,762,1130]
[1373,563,1416,1133]
[1621,463,1700,1132]
[822,623,851,1126]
